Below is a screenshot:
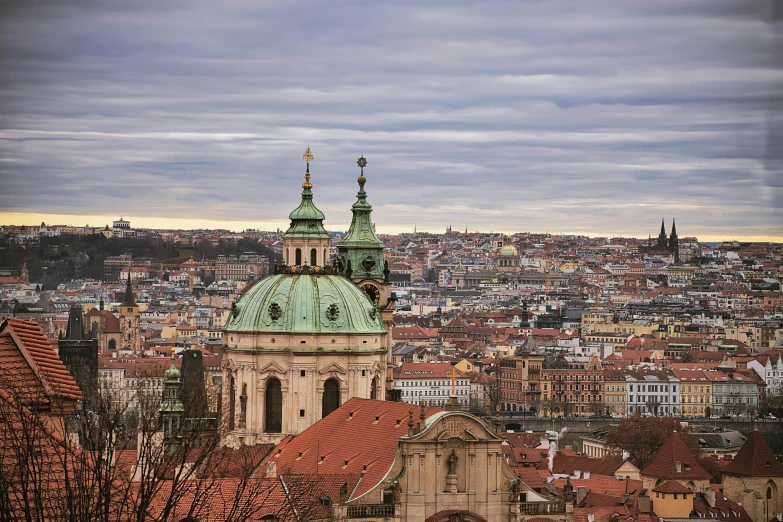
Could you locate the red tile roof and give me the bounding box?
[537,455,622,477]
[551,476,643,497]
[393,362,463,379]
[640,431,711,480]
[652,479,692,494]
[268,398,441,499]
[1,318,82,402]
[721,430,783,477]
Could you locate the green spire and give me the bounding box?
[284,147,330,240]
[160,347,184,453]
[337,156,385,280]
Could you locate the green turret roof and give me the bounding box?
[337,156,386,280]
[284,150,329,240]
[338,167,383,250]
[225,273,386,335]
[160,352,184,413]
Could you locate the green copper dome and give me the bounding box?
[225,274,386,334]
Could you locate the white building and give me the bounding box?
[623,368,680,416]
[748,353,783,396]
[393,362,470,409]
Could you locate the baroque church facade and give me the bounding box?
[221,149,394,446]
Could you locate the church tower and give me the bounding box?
[282,147,331,267]
[159,349,184,455]
[119,271,141,352]
[221,149,391,446]
[336,156,394,346]
[668,218,679,264]
[657,218,668,250]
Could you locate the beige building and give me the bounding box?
[603,369,627,417]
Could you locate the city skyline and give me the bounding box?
[1,1,780,241]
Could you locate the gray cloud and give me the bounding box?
[0,0,781,238]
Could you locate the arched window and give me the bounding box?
[310,248,317,266]
[295,248,302,266]
[766,480,777,511]
[285,248,289,264]
[265,378,282,433]
[371,377,378,400]
[322,379,340,418]
[108,339,116,350]
[323,249,327,265]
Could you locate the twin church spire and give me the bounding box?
[282,148,386,280]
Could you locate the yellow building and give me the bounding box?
[603,369,627,417]
[609,322,659,337]
[454,358,475,373]
[674,369,712,418]
[652,480,693,519]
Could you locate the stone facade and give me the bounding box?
[336,410,572,522]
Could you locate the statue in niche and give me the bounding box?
[447,448,459,475]
[389,480,401,503]
[239,383,248,428]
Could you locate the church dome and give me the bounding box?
[498,244,519,257]
[225,273,385,334]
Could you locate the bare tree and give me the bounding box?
[0,368,317,522]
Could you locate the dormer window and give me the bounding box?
[675,461,682,473]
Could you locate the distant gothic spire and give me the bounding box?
[120,270,137,307]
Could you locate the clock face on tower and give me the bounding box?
[361,283,380,304]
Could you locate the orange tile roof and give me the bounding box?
[652,479,692,494]
[1,318,82,402]
[393,362,463,379]
[268,398,441,498]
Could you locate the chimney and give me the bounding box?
[702,487,716,508]
[637,491,651,513]
[576,486,587,505]
[266,459,277,478]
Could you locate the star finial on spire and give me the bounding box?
[356,155,367,190]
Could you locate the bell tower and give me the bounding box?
[282,147,331,268]
[337,156,394,345]
[118,271,141,352]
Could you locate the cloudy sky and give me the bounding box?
[1,0,781,241]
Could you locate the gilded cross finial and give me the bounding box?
[302,146,314,165]
[450,367,457,396]
[302,146,314,189]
